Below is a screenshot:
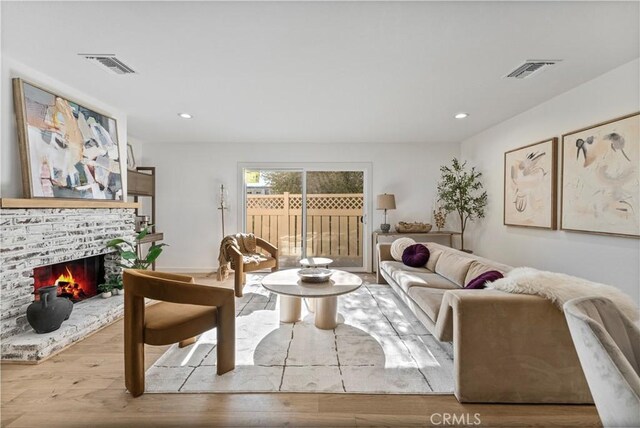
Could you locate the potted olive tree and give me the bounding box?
[436,158,487,253]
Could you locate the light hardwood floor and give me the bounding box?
[1,274,600,427]
[0,318,601,427]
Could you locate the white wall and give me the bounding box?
[461,59,640,302]
[142,142,459,272]
[0,56,128,197]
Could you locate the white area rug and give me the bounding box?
[146,273,454,394]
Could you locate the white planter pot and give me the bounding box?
[101,292,112,298]
[116,289,124,295]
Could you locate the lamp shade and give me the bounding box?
[376,194,396,210]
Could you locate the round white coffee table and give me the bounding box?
[299,257,333,268]
[261,269,362,330]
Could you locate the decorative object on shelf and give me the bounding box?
[561,112,639,238]
[135,215,150,232]
[98,283,113,298]
[218,184,229,237]
[297,268,333,283]
[437,158,488,251]
[13,78,123,200]
[504,138,557,229]
[127,143,136,170]
[26,285,73,334]
[433,208,446,231]
[376,193,396,233]
[106,226,168,270]
[396,221,432,233]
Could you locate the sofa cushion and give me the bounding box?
[425,247,443,272]
[380,261,429,281]
[464,260,507,286]
[390,237,416,261]
[402,244,430,267]
[407,288,446,322]
[465,270,504,289]
[434,251,475,286]
[394,271,459,294]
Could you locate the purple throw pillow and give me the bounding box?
[465,270,504,289]
[402,244,430,267]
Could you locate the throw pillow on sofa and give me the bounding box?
[465,270,504,289]
[390,237,416,261]
[402,244,430,267]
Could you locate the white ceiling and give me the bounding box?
[2,1,639,144]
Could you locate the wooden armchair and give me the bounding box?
[230,237,278,297]
[123,269,235,397]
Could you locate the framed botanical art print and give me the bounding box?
[561,112,639,238]
[13,78,124,200]
[504,138,557,229]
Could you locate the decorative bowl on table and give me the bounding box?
[298,268,333,283]
[395,221,432,233]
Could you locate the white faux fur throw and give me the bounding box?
[488,267,639,321]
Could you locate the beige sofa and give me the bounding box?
[377,242,593,404]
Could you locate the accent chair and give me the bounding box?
[123,269,235,397]
[229,237,278,297]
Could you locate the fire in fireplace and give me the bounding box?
[33,255,105,303]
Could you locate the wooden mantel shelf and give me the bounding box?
[0,198,140,209]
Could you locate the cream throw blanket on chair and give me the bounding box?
[217,233,262,281]
[488,267,639,321]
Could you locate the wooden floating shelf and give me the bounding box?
[0,198,140,209]
[137,232,164,244]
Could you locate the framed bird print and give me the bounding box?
[561,112,640,238]
[504,138,557,229]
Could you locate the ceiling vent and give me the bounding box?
[504,60,561,79]
[79,54,136,75]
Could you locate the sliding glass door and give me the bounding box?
[305,171,364,269]
[244,169,304,268]
[241,164,370,271]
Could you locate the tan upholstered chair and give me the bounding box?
[123,270,235,397]
[564,297,640,427]
[230,237,278,297]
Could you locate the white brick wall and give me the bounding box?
[0,208,136,339]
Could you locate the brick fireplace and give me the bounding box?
[0,206,136,361]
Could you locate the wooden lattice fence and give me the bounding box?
[246,193,363,260]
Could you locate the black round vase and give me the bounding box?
[26,286,73,334]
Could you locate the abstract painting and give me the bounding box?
[561,112,639,237]
[504,138,557,229]
[13,79,123,200]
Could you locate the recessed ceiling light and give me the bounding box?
[454,112,469,119]
[178,113,193,119]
